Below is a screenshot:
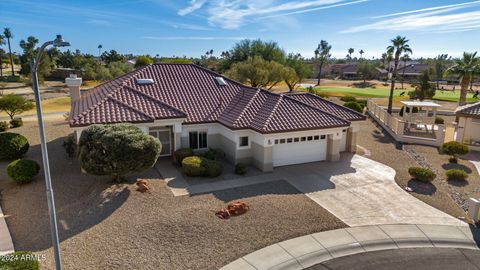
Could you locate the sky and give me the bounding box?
[1,0,479,59]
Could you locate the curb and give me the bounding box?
[220,224,480,270]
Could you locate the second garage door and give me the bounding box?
[272,137,327,167]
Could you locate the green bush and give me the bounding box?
[63,134,77,158]
[173,148,193,165]
[0,121,9,132]
[235,163,247,175]
[10,118,23,128]
[446,169,468,181]
[202,148,224,160]
[412,107,419,113]
[441,141,469,163]
[435,117,444,125]
[408,167,436,183]
[356,99,367,109]
[7,159,40,184]
[343,101,363,113]
[182,156,223,177]
[0,132,29,160]
[340,96,357,102]
[0,251,40,270]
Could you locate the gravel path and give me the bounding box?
[0,121,346,270]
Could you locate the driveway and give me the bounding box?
[275,154,466,227]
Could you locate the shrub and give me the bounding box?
[202,148,224,160]
[0,132,29,160]
[0,251,40,270]
[63,134,77,158]
[408,167,436,183]
[0,121,9,132]
[7,159,40,184]
[10,118,23,128]
[340,96,357,102]
[316,92,329,98]
[441,141,469,163]
[356,99,367,109]
[412,107,419,113]
[343,101,363,113]
[435,117,444,125]
[446,169,468,181]
[173,148,193,165]
[78,124,162,181]
[399,106,405,117]
[235,163,247,175]
[182,156,223,177]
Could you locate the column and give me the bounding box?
[327,134,341,162]
[173,123,182,150]
[346,127,358,153]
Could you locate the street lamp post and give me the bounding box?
[30,35,70,270]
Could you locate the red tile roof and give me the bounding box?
[70,64,357,133]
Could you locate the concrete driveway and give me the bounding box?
[276,154,466,227]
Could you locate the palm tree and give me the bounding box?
[3,28,14,77]
[348,48,354,61]
[386,36,412,114]
[446,52,480,105]
[0,34,4,78]
[359,49,364,59]
[98,44,103,56]
[400,54,411,89]
[435,54,449,89]
[314,40,332,86]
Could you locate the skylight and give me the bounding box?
[136,78,155,85]
[215,77,227,86]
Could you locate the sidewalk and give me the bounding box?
[220,224,480,270]
[0,206,14,256]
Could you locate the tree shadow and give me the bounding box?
[371,126,396,145]
[1,136,138,251]
[442,163,473,174]
[407,179,437,195]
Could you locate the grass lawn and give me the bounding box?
[311,86,478,103]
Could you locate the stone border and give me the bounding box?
[220,224,480,270]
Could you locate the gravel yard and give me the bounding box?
[0,121,346,270]
[357,118,470,221]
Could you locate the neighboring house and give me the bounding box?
[67,64,365,172]
[397,63,430,82]
[455,102,480,151]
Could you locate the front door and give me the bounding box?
[149,128,172,156]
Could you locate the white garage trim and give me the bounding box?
[272,135,327,167]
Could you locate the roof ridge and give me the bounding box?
[231,88,262,126]
[123,85,187,116]
[109,95,155,121]
[261,94,284,131]
[456,101,480,113]
[283,94,351,124]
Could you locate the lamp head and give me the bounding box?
[53,35,70,47]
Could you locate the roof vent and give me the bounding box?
[136,78,155,85]
[215,77,227,86]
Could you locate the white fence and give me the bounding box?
[367,100,445,147]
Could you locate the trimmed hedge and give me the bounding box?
[0,251,39,270]
[10,118,23,128]
[446,169,468,181]
[0,121,8,132]
[7,159,40,184]
[182,156,223,177]
[0,132,29,160]
[235,163,247,175]
[441,141,469,163]
[343,101,363,113]
[173,148,193,165]
[408,167,436,183]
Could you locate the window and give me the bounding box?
[314,135,319,140]
[321,135,326,139]
[343,129,347,133]
[294,137,300,142]
[307,136,313,141]
[287,138,293,143]
[301,137,306,142]
[280,139,286,144]
[275,139,279,144]
[189,131,207,149]
[239,136,249,147]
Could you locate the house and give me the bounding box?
[455,102,480,151]
[397,63,430,81]
[67,64,365,172]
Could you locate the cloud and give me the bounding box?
[143,36,248,40]
[177,0,368,29]
[342,0,480,33]
[87,19,112,27]
[170,23,213,31]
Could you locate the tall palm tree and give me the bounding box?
[435,54,449,89]
[446,52,480,105]
[0,34,4,78]
[359,49,365,59]
[386,36,412,114]
[98,44,103,56]
[400,54,411,89]
[314,40,331,86]
[3,28,14,77]
[348,48,354,61]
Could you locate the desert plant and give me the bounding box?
[7,159,40,184]
[434,117,444,124]
[63,134,77,158]
[78,124,162,181]
[173,148,193,165]
[340,96,357,102]
[10,117,23,128]
[235,163,247,175]
[408,167,436,183]
[0,94,34,120]
[182,156,223,177]
[0,132,29,160]
[0,251,40,270]
[441,141,469,163]
[343,101,363,113]
[446,169,468,181]
[0,121,8,132]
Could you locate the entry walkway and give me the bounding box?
[220,224,480,270]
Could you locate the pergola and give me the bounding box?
[401,101,441,133]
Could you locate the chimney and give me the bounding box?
[65,74,82,103]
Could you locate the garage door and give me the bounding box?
[273,137,327,167]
